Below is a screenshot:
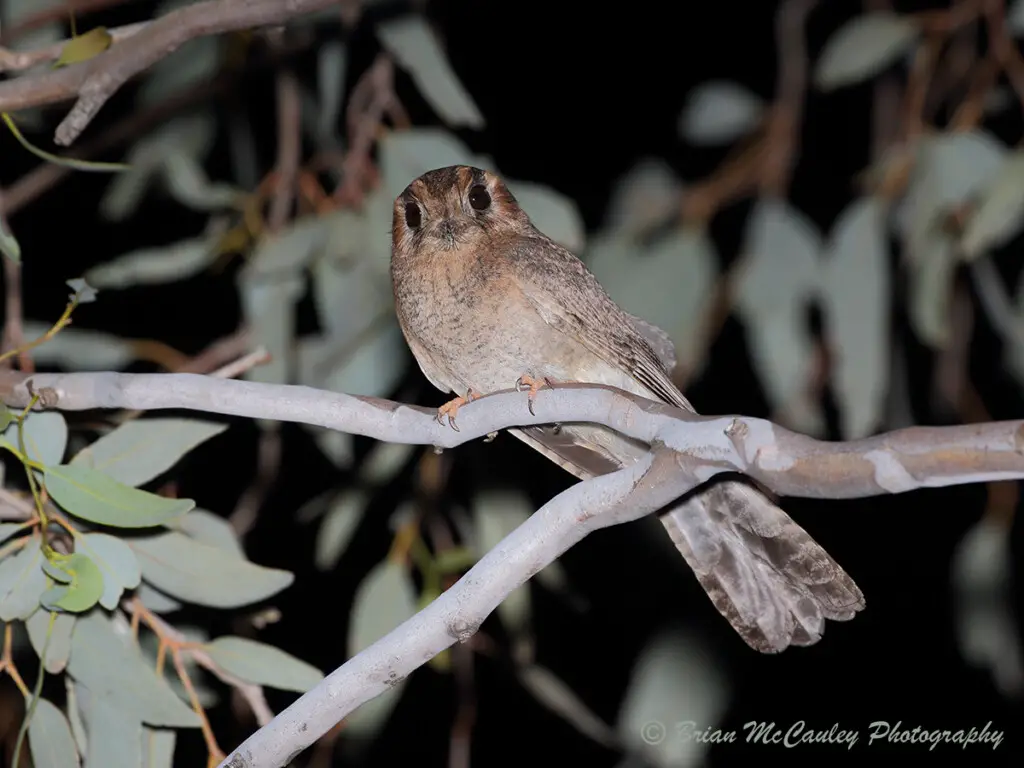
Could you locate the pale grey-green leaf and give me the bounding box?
[736,198,822,317]
[344,560,413,739]
[26,608,76,674]
[508,178,585,252]
[204,636,323,692]
[379,129,484,203]
[519,664,618,748]
[239,271,305,386]
[349,559,418,657]
[169,508,244,559]
[27,696,80,768]
[377,16,484,128]
[0,538,46,621]
[130,531,293,608]
[679,80,764,144]
[161,151,243,211]
[587,226,715,375]
[70,418,227,487]
[139,34,220,107]
[2,410,69,466]
[320,320,406,398]
[617,630,728,768]
[316,41,347,142]
[358,442,415,485]
[909,230,957,348]
[84,237,220,289]
[142,727,176,768]
[67,610,202,728]
[76,682,143,768]
[820,197,891,439]
[135,583,183,614]
[815,12,920,90]
[315,490,367,571]
[22,322,136,370]
[77,533,142,610]
[0,523,26,546]
[961,152,1024,259]
[603,158,683,236]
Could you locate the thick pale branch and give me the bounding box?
[215,449,690,768]
[0,0,339,146]
[1,370,1022,498]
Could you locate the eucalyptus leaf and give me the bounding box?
[77,533,142,610]
[55,27,113,67]
[679,80,764,145]
[908,230,957,348]
[67,610,202,728]
[2,410,69,466]
[161,151,244,211]
[142,727,176,768]
[617,630,728,768]
[26,608,76,673]
[135,583,183,614]
[0,522,26,547]
[508,178,586,252]
[70,418,228,488]
[0,538,47,621]
[22,322,136,370]
[377,16,484,128]
[41,552,105,613]
[76,682,143,768]
[315,490,367,571]
[204,636,323,692]
[320,320,407,398]
[379,129,484,202]
[519,664,618,748]
[815,12,920,90]
[169,508,244,559]
[130,532,293,608]
[820,196,890,439]
[961,151,1024,259]
[27,696,81,768]
[344,559,418,739]
[84,236,220,289]
[316,41,348,142]
[239,271,306,386]
[44,464,194,528]
[603,158,684,236]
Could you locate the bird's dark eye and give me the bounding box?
[404,201,422,228]
[468,185,491,211]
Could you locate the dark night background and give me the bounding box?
[1,0,1022,766]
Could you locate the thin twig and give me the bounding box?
[0,0,340,146]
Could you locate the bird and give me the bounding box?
[389,164,865,652]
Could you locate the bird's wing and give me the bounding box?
[508,236,693,411]
[505,234,864,652]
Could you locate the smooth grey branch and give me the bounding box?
[2,370,1023,498]
[216,448,692,768]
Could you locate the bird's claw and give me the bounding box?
[436,388,481,431]
[515,374,558,416]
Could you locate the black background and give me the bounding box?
[1,0,1022,766]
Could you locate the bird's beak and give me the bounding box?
[437,218,468,248]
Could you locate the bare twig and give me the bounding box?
[0,22,148,73]
[0,0,340,146]
[267,66,302,232]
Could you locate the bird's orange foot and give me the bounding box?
[515,374,560,416]
[436,388,481,431]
